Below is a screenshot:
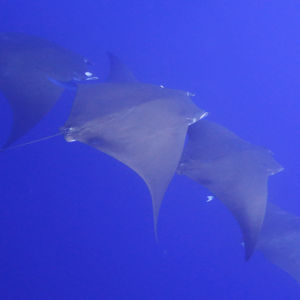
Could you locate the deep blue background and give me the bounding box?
[0,1,299,299]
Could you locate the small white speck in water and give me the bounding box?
[206,195,214,202]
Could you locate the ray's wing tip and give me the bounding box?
[244,248,254,261]
[154,228,159,243]
[244,235,260,261]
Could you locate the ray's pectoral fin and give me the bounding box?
[1,76,64,149]
[258,203,300,283]
[66,99,202,235]
[178,120,283,259]
[63,53,206,234]
[208,159,272,260]
[95,121,189,235]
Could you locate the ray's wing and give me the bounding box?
[63,54,207,233]
[0,32,93,148]
[0,73,64,148]
[178,120,283,259]
[258,203,300,283]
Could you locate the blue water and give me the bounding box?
[1,1,299,299]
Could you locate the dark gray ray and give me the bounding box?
[0,32,95,148]
[177,120,283,259]
[258,203,300,283]
[63,54,207,234]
